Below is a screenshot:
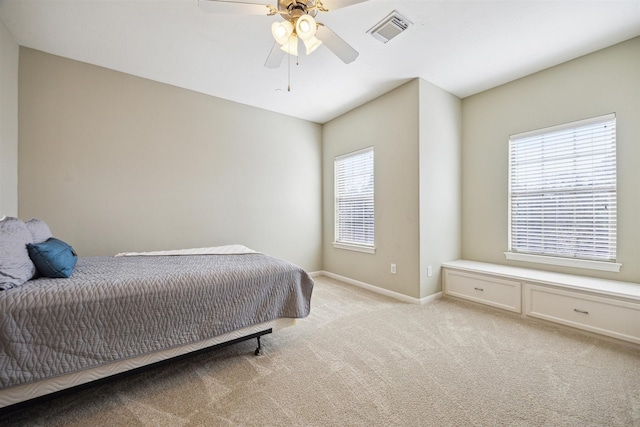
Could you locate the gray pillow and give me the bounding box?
[25,218,53,244]
[0,217,37,290]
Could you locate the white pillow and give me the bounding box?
[0,217,37,290]
[25,218,53,244]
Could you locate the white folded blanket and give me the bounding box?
[115,244,258,257]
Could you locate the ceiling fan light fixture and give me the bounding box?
[280,34,299,56]
[200,0,364,67]
[272,20,293,45]
[295,14,317,40]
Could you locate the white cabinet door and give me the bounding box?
[524,284,640,344]
[444,269,521,313]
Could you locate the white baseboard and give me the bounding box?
[316,271,441,305]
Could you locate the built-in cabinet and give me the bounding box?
[442,260,640,346]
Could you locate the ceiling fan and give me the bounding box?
[198,0,368,68]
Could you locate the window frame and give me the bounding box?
[505,113,621,273]
[333,147,375,254]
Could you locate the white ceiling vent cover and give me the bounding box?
[367,11,412,44]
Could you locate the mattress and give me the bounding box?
[0,252,313,407]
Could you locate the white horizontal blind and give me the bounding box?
[335,147,374,247]
[509,114,616,262]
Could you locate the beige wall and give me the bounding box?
[419,79,462,297]
[322,79,461,299]
[323,80,421,298]
[462,37,640,283]
[0,21,18,217]
[18,48,323,271]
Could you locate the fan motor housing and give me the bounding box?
[280,0,318,19]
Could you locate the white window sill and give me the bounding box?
[333,242,376,254]
[504,252,621,273]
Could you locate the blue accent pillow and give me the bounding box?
[27,238,78,278]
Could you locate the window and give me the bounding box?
[334,147,375,253]
[507,114,620,272]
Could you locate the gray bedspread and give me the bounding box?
[0,253,313,389]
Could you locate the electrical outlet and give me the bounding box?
[390,263,397,274]
[427,266,432,277]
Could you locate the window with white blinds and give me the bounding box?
[334,147,374,252]
[508,114,617,269]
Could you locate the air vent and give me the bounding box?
[367,11,412,44]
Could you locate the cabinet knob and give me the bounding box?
[474,287,484,291]
[573,308,589,315]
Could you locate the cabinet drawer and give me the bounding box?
[443,269,521,313]
[524,284,640,344]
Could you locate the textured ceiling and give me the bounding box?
[1,0,639,123]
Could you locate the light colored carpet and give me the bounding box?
[1,275,639,426]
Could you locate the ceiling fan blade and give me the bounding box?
[198,0,272,15]
[265,42,286,68]
[319,0,368,11]
[316,25,359,64]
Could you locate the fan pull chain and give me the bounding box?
[287,49,291,92]
[288,53,300,92]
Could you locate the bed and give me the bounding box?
[0,221,314,410]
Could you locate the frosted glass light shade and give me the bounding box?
[280,34,299,56]
[271,21,293,45]
[295,15,317,40]
[303,36,322,54]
